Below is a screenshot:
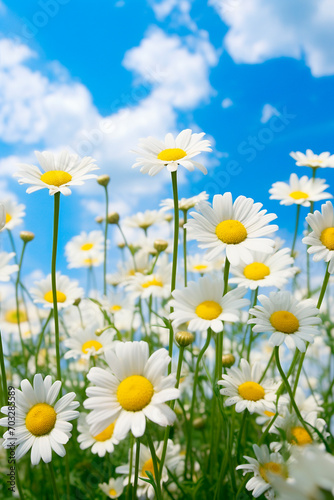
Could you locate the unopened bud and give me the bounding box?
[117,242,126,249]
[154,239,168,253]
[95,328,104,337]
[73,298,81,307]
[95,216,104,224]
[20,231,35,243]
[165,213,173,223]
[175,331,195,347]
[222,353,235,368]
[193,417,206,430]
[179,218,184,228]
[97,174,110,187]
[107,212,120,224]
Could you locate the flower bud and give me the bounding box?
[165,213,173,223]
[20,231,35,243]
[107,212,120,224]
[95,216,104,224]
[95,328,104,337]
[154,239,168,253]
[175,331,195,347]
[222,353,235,368]
[117,242,126,249]
[97,174,110,187]
[193,417,206,430]
[73,298,81,307]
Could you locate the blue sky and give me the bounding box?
[0,0,334,280]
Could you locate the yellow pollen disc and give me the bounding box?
[109,489,117,497]
[320,227,334,250]
[40,170,72,187]
[5,213,12,224]
[84,258,98,265]
[82,340,103,354]
[244,262,270,280]
[264,410,275,417]
[289,190,309,200]
[270,310,299,334]
[44,290,67,303]
[25,403,57,436]
[259,462,285,482]
[216,220,247,244]
[141,458,155,478]
[93,422,115,441]
[142,277,163,288]
[110,305,122,312]
[238,381,265,401]
[117,375,154,411]
[5,309,28,324]
[195,300,222,320]
[81,243,94,251]
[157,148,186,162]
[193,264,208,271]
[290,426,313,445]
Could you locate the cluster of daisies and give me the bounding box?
[0,134,333,500]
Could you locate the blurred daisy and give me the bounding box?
[132,128,211,176]
[65,230,105,268]
[63,324,115,360]
[125,256,171,300]
[160,191,209,211]
[290,149,334,168]
[303,201,334,269]
[0,298,39,339]
[248,291,321,352]
[0,198,26,231]
[14,150,98,196]
[31,272,84,310]
[107,253,150,286]
[229,248,297,290]
[124,210,165,231]
[273,409,328,448]
[84,341,180,438]
[269,174,332,206]
[170,275,249,333]
[186,193,278,265]
[0,374,79,465]
[187,253,215,274]
[77,414,119,457]
[99,478,124,499]
[0,203,5,230]
[0,252,18,282]
[218,358,277,413]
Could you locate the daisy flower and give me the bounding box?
[160,191,209,211]
[302,201,334,268]
[248,291,321,352]
[14,150,98,196]
[236,444,288,499]
[0,203,5,230]
[124,256,171,300]
[30,272,84,310]
[0,297,39,338]
[99,478,124,499]
[218,358,278,413]
[0,252,18,282]
[272,409,328,448]
[269,173,332,206]
[132,129,211,176]
[65,230,105,268]
[229,248,297,290]
[0,198,26,231]
[187,253,215,274]
[77,414,120,457]
[107,252,150,286]
[169,275,249,333]
[0,374,79,465]
[124,210,165,231]
[63,323,115,360]
[290,149,334,168]
[84,341,180,438]
[186,193,278,265]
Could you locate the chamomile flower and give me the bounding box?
[187,253,215,274]
[0,374,79,465]
[236,444,288,499]
[107,252,150,286]
[229,248,297,290]
[0,298,39,339]
[14,150,98,196]
[160,191,209,211]
[31,272,84,310]
[132,129,211,176]
[290,149,334,168]
[272,409,328,448]
[218,358,278,413]
[0,252,18,282]
[186,193,278,265]
[77,414,120,457]
[0,198,26,231]
[84,341,180,439]
[63,324,115,360]
[65,230,105,268]
[125,256,171,300]
[124,210,165,231]
[248,291,321,352]
[302,201,334,268]
[99,478,124,499]
[169,275,249,333]
[269,174,332,206]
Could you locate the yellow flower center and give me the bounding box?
[141,458,155,478]
[142,277,163,288]
[193,264,208,271]
[238,381,265,401]
[320,227,334,250]
[44,290,67,303]
[290,426,313,445]
[5,213,12,224]
[195,300,222,320]
[5,309,28,324]
[81,340,103,354]
[157,148,186,162]
[93,422,115,442]
[25,403,57,436]
[264,410,275,417]
[289,190,309,200]
[117,375,154,411]
[110,305,122,312]
[243,262,270,280]
[259,461,286,482]
[83,258,98,266]
[81,243,94,251]
[40,170,72,187]
[216,220,247,244]
[109,489,117,497]
[270,310,299,334]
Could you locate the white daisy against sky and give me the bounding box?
[84,341,180,439]
[14,150,99,196]
[107,252,150,286]
[0,198,25,231]
[229,248,297,290]
[124,255,171,300]
[0,296,40,341]
[248,291,321,352]
[269,173,332,207]
[77,413,120,458]
[99,477,124,499]
[123,209,166,231]
[303,201,334,271]
[132,128,212,176]
[290,149,334,168]
[186,193,278,265]
[218,358,278,414]
[0,374,79,465]
[0,252,18,282]
[160,191,209,211]
[63,323,115,361]
[65,230,105,269]
[170,275,249,333]
[30,272,84,310]
[187,253,215,274]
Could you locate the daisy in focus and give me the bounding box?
[77,414,120,457]
[65,230,105,269]
[84,341,180,438]
[186,193,278,265]
[248,291,321,352]
[124,255,171,300]
[0,374,79,465]
[269,173,332,206]
[218,358,278,413]
[290,149,334,168]
[14,150,98,196]
[170,275,249,333]
[302,201,334,271]
[30,272,84,310]
[0,198,26,231]
[132,128,211,176]
[0,252,18,282]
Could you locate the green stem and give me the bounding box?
[16,467,25,500]
[247,288,258,361]
[103,185,109,296]
[217,258,230,381]
[117,223,137,270]
[52,192,62,382]
[146,429,163,500]
[127,436,134,500]
[290,204,300,258]
[133,438,140,500]
[169,171,179,370]
[15,241,28,376]
[259,349,275,383]
[7,229,18,265]
[0,332,8,408]
[48,462,60,500]
[182,209,188,287]
[35,311,52,372]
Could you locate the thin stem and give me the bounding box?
[16,467,25,500]
[103,185,109,296]
[0,332,8,408]
[247,288,258,361]
[15,241,28,376]
[7,229,18,264]
[290,204,301,257]
[146,429,163,500]
[117,223,137,270]
[182,209,188,287]
[52,192,62,382]
[127,435,134,500]
[216,258,230,382]
[133,438,140,500]
[168,170,179,371]
[35,311,52,372]
[48,462,60,500]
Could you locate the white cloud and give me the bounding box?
[149,0,196,30]
[260,104,280,123]
[221,97,233,108]
[211,0,334,76]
